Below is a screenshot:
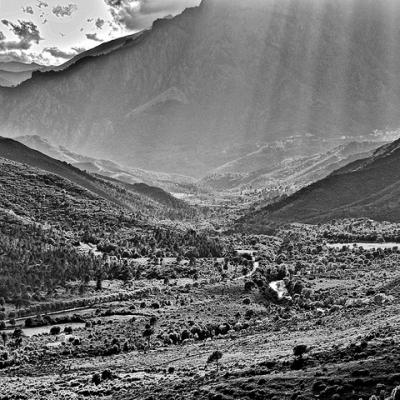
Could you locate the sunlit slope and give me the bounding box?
[201,140,381,191]
[239,138,400,229]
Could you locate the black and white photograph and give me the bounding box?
[2,0,400,398]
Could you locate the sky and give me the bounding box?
[0,0,200,66]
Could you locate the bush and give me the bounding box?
[101,369,113,380]
[64,326,73,334]
[25,318,34,328]
[92,373,101,385]
[207,350,223,371]
[293,345,308,358]
[50,326,61,335]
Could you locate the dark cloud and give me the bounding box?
[37,1,49,8]
[0,32,4,41]
[95,18,105,29]
[72,46,86,53]
[44,46,78,59]
[22,6,34,15]
[0,40,31,51]
[86,33,102,42]
[2,20,42,43]
[0,20,42,51]
[105,0,199,31]
[52,4,78,18]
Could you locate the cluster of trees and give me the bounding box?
[0,211,225,307]
[319,219,400,243]
[0,221,103,304]
[86,227,225,259]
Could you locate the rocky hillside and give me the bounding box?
[2,0,400,176]
[239,138,400,231]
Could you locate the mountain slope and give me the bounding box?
[239,138,400,230]
[0,137,188,214]
[3,0,400,176]
[15,134,198,193]
[0,137,120,204]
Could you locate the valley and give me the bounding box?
[2,0,400,399]
[1,136,400,400]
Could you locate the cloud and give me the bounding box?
[0,32,4,41]
[86,33,102,42]
[52,4,78,18]
[104,0,198,31]
[72,46,86,53]
[37,1,49,8]
[22,6,34,15]
[0,51,32,64]
[140,0,197,15]
[0,20,42,51]
[44,46,78,59]
[95,18,105,29]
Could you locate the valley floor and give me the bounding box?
[2,220,400,399]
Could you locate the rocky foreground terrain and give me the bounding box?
[2,219,400,400]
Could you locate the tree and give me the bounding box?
[119,264,133,286]
[207,350,223,372]
[92,373,101,385]
[1,331,7,346]
[293,344,308,358]
[142,324,155,350]
[50,326,61,335]
[12,327,23,339]
[96,270,103,291]
[291,344,308,370]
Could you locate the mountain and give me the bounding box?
[201,137,382,191]
[239,138,400,231]
[0,61,43,87]
[2,0,400,176]
[15,135,198,193]
[0,137,188,214]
